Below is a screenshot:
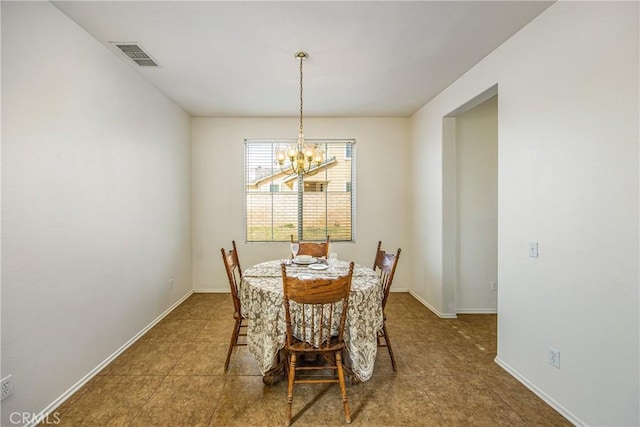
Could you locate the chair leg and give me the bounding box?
[286,353,297,426]
[336,352,351,424]
[381,323,397,372]
[224,319,241,372]
[281,349,288,378]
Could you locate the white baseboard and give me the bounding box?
[31,291,194,427]
[456,308,497,314]
[390,287,409,292]
[494,356,583,426]
[408,290,458,318]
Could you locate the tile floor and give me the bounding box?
[49,292,570,426]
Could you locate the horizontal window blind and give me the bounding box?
[245,139,355,242]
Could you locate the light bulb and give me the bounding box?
[287,146,297,158]
[304,146,315,159]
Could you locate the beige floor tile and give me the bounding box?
[52,375,105,415]
[108,340,190,375]
[422,375,527,426]
[195,316,237,342]
[482,373,571,426]
[351,375,447,426]
[226,346,263,376]
[54,375,163,426]
[208,376,288,426]
[397,341,479,376]
[170,341,229,376]
[370,346,414,376]
[142,318,209,341]
[49,292,570,427]
[387,319,467,344]
[285,382,369,426]
[130,375,224,426]
[166,294,230,321]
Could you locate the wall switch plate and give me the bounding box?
[548,348,560,369]
[1,374,14,400]
[528,241,539,258]
[490,281,497,291]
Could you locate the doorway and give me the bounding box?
[443,87,498,314]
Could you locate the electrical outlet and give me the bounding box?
[169,277,174,289]
[1,374,14,400]
[490,281,497,291]
[548,348,560,369]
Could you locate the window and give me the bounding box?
[245,139,355,242]
[304,181,326,192]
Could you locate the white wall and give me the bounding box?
[455,96,498,312]
[1,2,192,425]
[191,117,410,292]
[409,2,638,425]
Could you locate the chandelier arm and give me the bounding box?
[279,163,295,177]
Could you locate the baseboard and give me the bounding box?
[192,288,229,293]
[390,287,409,292]
[408,290,457,318]
[456,308,497,314]
[30,291,194,427]
[494,356,583,426]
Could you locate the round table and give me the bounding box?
[240,259,383,383]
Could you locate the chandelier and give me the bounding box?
[275,52,324,177]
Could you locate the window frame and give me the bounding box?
[244,139,356,243]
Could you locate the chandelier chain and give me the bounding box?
[274,51,322,177]
[299,54,304,135]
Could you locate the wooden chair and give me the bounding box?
[220,240,248,372]
[281,262,355,426]
[373,241,401,371]
[290,234,330,258]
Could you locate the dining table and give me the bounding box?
[239,258,384,384]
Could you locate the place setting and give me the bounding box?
[287,245,340,279]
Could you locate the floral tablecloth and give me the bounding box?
[240,259,383,382]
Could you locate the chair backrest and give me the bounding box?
[221,240,242,315]
[373,241,401,310]
[291,234,330,258]
[281,262,354,349]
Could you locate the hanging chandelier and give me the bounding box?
[275,52,324,177]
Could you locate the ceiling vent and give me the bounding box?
[111,42,159,67]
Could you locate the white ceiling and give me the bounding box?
[52,1,553,118]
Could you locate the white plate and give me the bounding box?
[296,274,313,280]
[308,263,329,271]
[293,257,316,265]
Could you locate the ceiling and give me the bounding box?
[52,1,553,118]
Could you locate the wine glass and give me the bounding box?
[290,242,299,260]
[328,252,338,272]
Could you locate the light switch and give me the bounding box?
[528,241,539,258]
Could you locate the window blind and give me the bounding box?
[245,139,355,242]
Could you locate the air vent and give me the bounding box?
[111,42,159,67]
